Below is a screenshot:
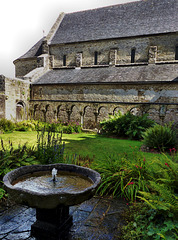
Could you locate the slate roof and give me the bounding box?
[33,64,178,85]
[50,0,178,44]
[14,38,44,61]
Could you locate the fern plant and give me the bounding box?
[100,111,155,139]
[138,181,178,214]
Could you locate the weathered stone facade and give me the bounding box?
[50,33,178,68]
[30,81,178,128]
[0,75,30,121]
[1,0,178,127]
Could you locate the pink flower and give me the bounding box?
[170,148,176,153]
[140,167,142,169]
[165,163,170,167]
[143,158,146,162]
[128,182,134,185]
[135,165,139,168]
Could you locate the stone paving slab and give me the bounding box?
[0,197,127,240]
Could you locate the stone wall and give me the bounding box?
[0,75,5,119]
[14,58,37,78]
[4,77,30,121]
[30,82,178,128]
[50,33,178,67]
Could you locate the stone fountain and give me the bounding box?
[3,163,101,239]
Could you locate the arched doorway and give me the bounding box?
[16,101,26,121]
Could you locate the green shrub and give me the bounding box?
[142,124,177,151]
[15,120,37,131]
[0,118,15,132]
[100,112,155,139]
[63,121,82,134]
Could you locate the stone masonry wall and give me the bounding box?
[0,75,5,119]
[15,58,37,78]
[5,77,30,120]
[30,82,178,128]
[50,33,178,67]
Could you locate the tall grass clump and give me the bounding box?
[93,149,149,201]
[142,123,177,152]
[93,147,178,202]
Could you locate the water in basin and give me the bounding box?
[12,171,93,194]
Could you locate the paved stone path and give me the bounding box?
[0,197,127,240]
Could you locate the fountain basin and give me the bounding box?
[3,163,101,209]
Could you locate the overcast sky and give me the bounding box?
[0,0,139,78]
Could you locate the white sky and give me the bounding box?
[0,0,139,78]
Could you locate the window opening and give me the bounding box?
[175,46,178,60]
[131,48,136,63]
[63,55,66,66]
[94,51,98,65]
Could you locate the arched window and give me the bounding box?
[63,55,66,66]
[131,48,136,63]
[94,51,98,65]
[175,46,178,60]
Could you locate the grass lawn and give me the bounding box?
[0,131,161,162]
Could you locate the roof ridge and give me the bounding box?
[64,0,141,15]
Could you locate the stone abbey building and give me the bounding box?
[0,0,178,128]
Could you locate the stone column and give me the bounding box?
[149,46,157,64]
[76,53,82,67]
[109,49,117,66]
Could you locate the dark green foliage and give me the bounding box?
[100,112,155,139]
[142,124,177,151]
[0,118,15,133]
[117,151,178,240]
[121,203,178,240]
[0,139,37,181]
[0,139,37,200]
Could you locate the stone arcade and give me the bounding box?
[0,0,178,128]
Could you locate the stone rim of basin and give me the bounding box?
[3,163,101,209]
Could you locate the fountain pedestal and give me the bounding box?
[31,205,73,239]
[3,164,101,240]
